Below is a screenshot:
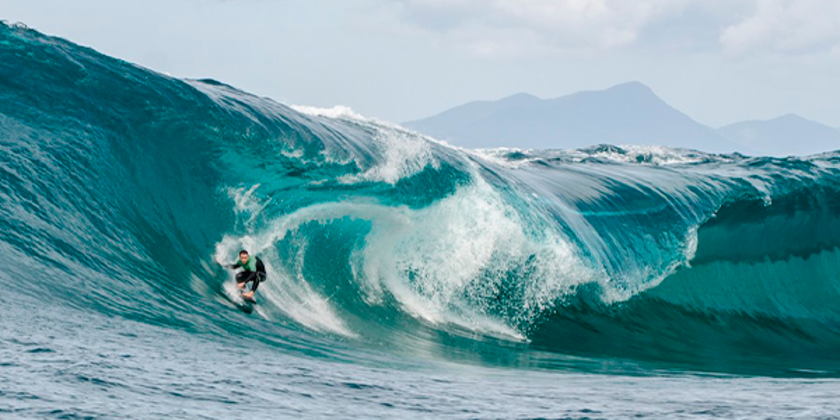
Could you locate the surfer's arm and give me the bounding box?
[214,258,236,269]
[220,260,240,269]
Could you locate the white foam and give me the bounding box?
[361,178,602,336]
[224,184,271,228]
[604,145,708,165]
[215,138,718,340]
[472,144,733,168]
[214,234,356,336]
[228,174,601,340]
[290,105,365,120]
[339,129,437,185]
[469,148,539,169]
[291,105,440,186]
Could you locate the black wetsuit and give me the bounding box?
[230,257,266,293]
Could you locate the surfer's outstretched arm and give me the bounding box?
[214,258,238,269]
[220,260,239,269]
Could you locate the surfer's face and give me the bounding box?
[239,254,249,264]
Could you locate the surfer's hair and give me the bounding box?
[239,250,249,257]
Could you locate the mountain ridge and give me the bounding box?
[718,114,840,156]
[404,83,838,156]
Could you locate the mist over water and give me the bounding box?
[3,22,840,418]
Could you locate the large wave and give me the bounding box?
[4,22,840,376]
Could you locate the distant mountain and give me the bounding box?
[717,114,840,156]
[404,82,738,153]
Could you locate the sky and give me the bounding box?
[1,0,839,128]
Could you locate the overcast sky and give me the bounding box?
[2,0,839,127]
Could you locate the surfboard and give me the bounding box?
[233,294,255,313]
[220,282,256,313]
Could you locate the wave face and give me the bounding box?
[4,23,840,376]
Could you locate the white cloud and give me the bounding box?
[381,0,840,58]
[720,0,840,55]
[385,0,692,57]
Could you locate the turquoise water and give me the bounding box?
[3,22,840,418]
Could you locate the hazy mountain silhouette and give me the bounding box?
[404,82,738,153]
[718,114,840,156]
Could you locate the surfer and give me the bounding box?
[224,250,266,303]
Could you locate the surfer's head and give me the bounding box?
[239,250,249,264]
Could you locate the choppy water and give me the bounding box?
[3,22,840,419]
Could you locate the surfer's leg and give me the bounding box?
[235,272,249,289]
[250,272,265,293]
[240,272,261,302]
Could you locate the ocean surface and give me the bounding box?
[2,22,840,419]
